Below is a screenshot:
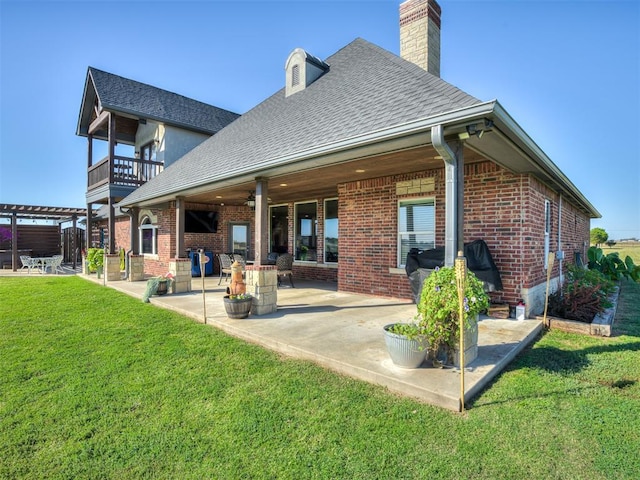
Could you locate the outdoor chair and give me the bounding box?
[276,253,294,287]
[266,252,279,265]
[217,253,234,285]
[20,255,40,274]
[231,253,246,267]
[50,255,65,274]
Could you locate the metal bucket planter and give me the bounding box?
[383,323,428,368]
[436,315,479,368]
[223,296,253,319]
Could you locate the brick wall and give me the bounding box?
[337,160,591,305]
[114,217,130,253]
[116,159,591,307]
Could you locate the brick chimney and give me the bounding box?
[400,0,441,76]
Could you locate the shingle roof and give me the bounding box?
[83,67,240,134]
[121,38,481,205]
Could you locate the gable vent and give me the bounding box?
[285,48,329,98]
[292,64,300,86]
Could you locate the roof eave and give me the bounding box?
[489,101,600,218]
[118,101,499,208]
[120,99,600,219]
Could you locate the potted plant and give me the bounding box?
[223,293,253,319]
[416,266,490,367]
[383,322,428,368]
[142,273,174,303]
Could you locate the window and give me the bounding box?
[269,205,289,254]
[324,199,338,263]
[544,199,551,269]
[140,216,158,255]
[140,141,160,182]
[295,201,317,261]
[229,222,250,259]
[398,198,435,267]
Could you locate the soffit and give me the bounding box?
[182,144,485,206]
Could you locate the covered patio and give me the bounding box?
[81,273,542,411]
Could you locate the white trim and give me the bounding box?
[397,197,436,268]
[323,197,338,264]
[139,215,158,255]
[294,200,318,262]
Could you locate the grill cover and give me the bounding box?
[405,239,503,303]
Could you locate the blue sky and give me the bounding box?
[1,0,638,240]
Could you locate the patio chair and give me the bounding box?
[266,252,279,265]
[231,253,246,267]
[276,253,295,287]
[50,255,65,274]
[217,253,234,285]
[20,255,39,274]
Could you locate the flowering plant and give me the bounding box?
[0,226,13,245]
[226,293,252,301]
[415,266,490,354]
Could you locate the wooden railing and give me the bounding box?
[87,155,164,191]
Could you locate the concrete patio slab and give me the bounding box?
[80,274,542,412]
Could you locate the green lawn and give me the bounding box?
[1,276,639,479]
[599,242,640,264]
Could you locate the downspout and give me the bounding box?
[431,124,462,267]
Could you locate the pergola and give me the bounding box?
[0,204,88,271]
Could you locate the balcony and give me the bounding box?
[87,155,163,203]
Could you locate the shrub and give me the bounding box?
[587,246,640,282]
[416,266,490,354]
[548,266,614,323]
[86,248,104,273]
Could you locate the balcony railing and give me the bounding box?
[88,155,164,191]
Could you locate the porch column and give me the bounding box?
[175,197,186,258]
[254,177,269,265]
[86,203,93,250]
[129,207,139,255]
[108,196,116,254]
[107,114,116,254]
[86,131,93,252]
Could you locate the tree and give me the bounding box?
[590,227,608,247]
[605,240,617,248]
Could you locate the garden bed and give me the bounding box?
[536,286,619,337]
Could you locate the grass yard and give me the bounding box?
[1,276,639,479]
[598,241,640,264]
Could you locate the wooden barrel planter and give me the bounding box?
[223,296,253,319]
[156,280,168,295]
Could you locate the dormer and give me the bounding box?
[285,48,330,97]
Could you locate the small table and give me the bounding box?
[32,257,57,274]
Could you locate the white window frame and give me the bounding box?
[140,216,158,256]
[294,200,318,262]
[269,204,289,255]
[544,199,551,269]
[228,222,250,258]
[324,198,338,263]
[397,198,436,268]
